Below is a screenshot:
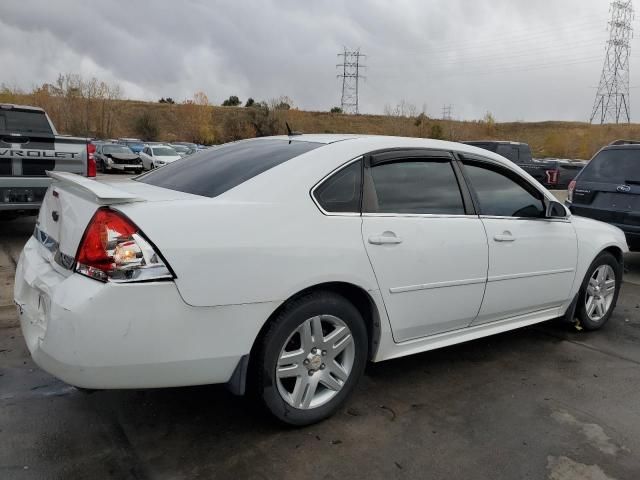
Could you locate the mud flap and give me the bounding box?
[226,354,249,396]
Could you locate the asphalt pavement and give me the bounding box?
[1,186,640,479]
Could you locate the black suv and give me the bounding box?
[566,142,640,250]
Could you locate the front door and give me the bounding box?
[459,158,578,324]
[361,150,488,342]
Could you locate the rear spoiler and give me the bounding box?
[47,171,144,205]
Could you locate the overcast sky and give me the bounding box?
[0,0,635,121]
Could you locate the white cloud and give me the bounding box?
[0,0,632,121]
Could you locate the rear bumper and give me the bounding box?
[14,237,278,389]
[568,203,640,248]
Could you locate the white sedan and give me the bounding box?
[139,145,182,170]
[14,135,627,425]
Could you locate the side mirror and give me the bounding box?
[545,199,568,219]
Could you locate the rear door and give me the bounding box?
[459,155,577,323]
[361,150,488,342]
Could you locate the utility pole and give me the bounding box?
[337,48,366,114]
[590,0,634,124]
[442,104,453,121]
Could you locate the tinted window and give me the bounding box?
[496,144,518,162]
[579,148,640,183]
[137,138,322,198]
[0,110,52,134]
[366,160,465,214]
[314,160,362,213]
[463,162,544,217]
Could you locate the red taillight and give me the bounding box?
[567,180,576,203]
[87,143,97,178]
[76,209,136,272]
[545,168,559,186]
[75,208,172,282]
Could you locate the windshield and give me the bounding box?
[153,147,178,156]
[103,145,133,154]
[579,148,640,183]
[137,138,322,198]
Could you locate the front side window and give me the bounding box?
[463,161,544,218]
[365,160,465,215]
[314,160,362,213]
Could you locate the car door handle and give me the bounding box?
[494,232,516,242]
[368,232,403,245]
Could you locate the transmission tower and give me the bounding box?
[590,0,634,124]
[337,48,366,114]
[442,104,453,120]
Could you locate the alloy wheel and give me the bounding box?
[585,264,616,322]
[276,314,355,410]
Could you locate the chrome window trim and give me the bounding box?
[479,215,571,223]
[310,156,363,217]
[363,213,479,219]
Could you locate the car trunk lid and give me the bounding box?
[34,173,198,269]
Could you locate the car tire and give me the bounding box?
[575,252,622,331]
[254,291,368,426]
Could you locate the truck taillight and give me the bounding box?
[75,208,173,283]
[567,180,576,203]
[87,143,97,178]
[545,168,559,186]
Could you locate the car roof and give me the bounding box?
[464,140,526,146]
[603,144,640,150]
[243,134,520,170]
[0,103,45,112]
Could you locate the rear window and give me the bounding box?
[137,138,322,197]
[0,109,53,134]
[579,148,640,183]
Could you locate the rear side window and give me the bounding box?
[579,149,640,183]
[314,160,362,213]
[463,161,544,218]
[0,110,53,134]
[137,138,322,198]
[365,160,465,215]
[496,144,518,162]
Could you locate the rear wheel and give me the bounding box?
[576,252,621,330]
[255,291,368,426]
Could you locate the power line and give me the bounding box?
[337,48,366,114]
[590,0,634,124]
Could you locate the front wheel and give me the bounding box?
[575,252,622,330]
[255,291,368,426]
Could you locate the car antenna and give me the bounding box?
[285,122,302,137]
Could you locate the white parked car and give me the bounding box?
[139,145,182,170]
[14,135,627,425]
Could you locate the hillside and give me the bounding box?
[3,89,640,159]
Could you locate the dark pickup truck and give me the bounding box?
[0,103,95,217]
[463,141,585,189]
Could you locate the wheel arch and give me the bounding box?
[601,245,624,266]
[258,281,382,361]
[228,281,382,396]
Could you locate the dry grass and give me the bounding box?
[3,91,640,159]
